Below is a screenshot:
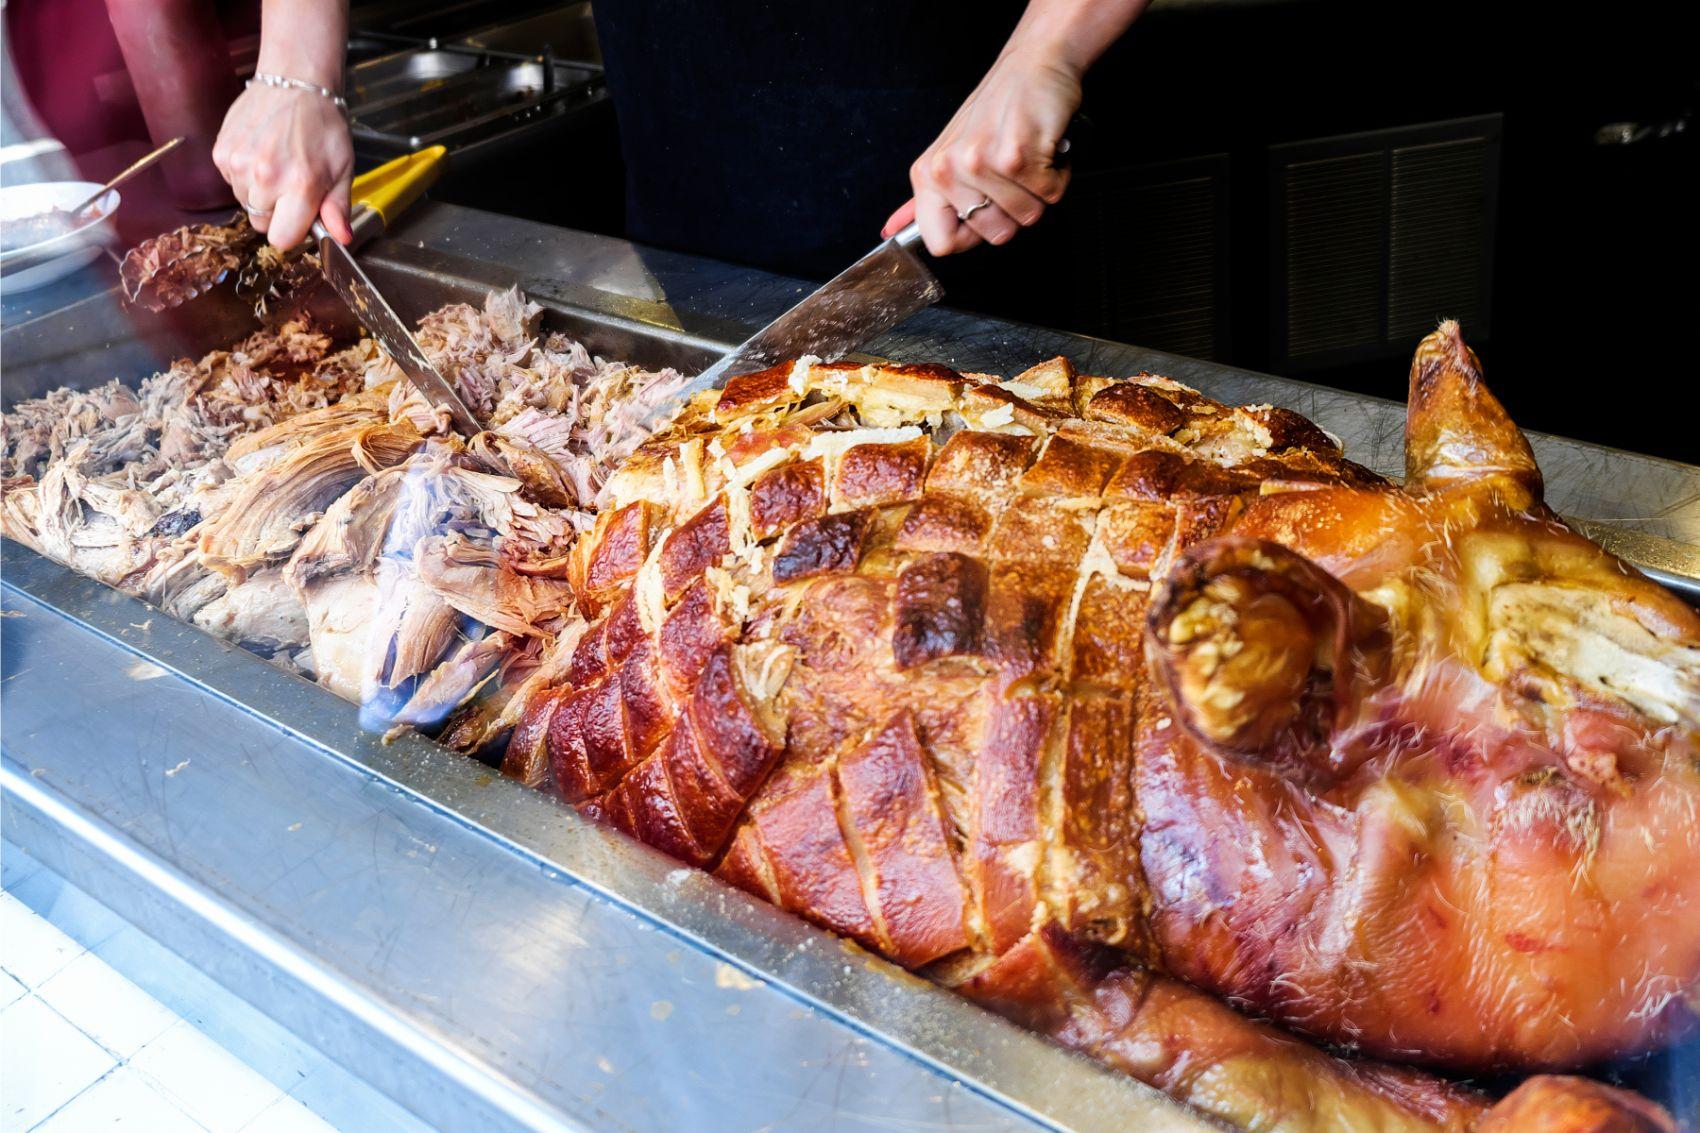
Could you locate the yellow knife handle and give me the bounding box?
[350,146,447,228]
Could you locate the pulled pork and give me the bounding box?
[397,289,690,519]
[118,213,319,314]
[1,289,684,734]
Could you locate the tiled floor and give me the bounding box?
[0,855,341,1133]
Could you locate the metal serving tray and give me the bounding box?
[4,204,1698,1133]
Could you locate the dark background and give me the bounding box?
[980,0,1699,464]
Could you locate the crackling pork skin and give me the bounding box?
[513,323,1696,1132]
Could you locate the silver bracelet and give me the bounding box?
[247,71,349,116]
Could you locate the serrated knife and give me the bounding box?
[306,146,482,437]
[316,228,483,437]
[637,221,940,430]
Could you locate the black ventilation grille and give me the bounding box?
[1284,151,1387,358]
[1272,115,1500,370]
[1388,138,1490,340]
[1070,155,1229,361]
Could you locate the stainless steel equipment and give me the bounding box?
[349,0,575,44]
[346,48,486,105]
[347,43,603,158]
[4,203,1697,1133]
[452,4,602,62]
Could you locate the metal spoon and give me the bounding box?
[68,135,185,218]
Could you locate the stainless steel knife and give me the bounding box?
[316,222,484,437]
[645,117,1088,431]
[637,221,941,430]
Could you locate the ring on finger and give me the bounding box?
[242,199,273,218]
[957,197,991,222]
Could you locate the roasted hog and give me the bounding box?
[1143,326,1700,1072]
[513,322,1697,1131]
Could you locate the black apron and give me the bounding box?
[593,1,1025,279]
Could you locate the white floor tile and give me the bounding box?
[32,1065,209,1133]
[238,1093,340,1133]
[0,841,43,892]
[7,872,126,952]
[38,950,178,1058]
[1,859,352,1133]
[0,969,25,1011]
[0,892,85,988]
[0,994,118,1130]
[286,1059,430,1133]
[130,1021,285,1133]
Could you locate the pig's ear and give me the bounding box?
[1146,536,1390,787]
[1405,321,1542,498]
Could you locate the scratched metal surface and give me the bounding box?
[0,547,1213,1133]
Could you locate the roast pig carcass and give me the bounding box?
[512,322,1696,1131]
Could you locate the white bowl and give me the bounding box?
[0,181,119,294]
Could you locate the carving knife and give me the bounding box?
[643,122,1083,432]
[310,146,483,437]
[317,232,482,437]
[636,221,941,430]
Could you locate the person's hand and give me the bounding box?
[882,49,1080,256]
[212,81,354,249]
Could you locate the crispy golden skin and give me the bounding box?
[514,325,1697,1131]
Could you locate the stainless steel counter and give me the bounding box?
[3,202,1697,1133]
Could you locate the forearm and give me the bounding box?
[256,0,348,90]
[882,0,1152,252]
[216,0,355,246]
[1000,0,1152,77]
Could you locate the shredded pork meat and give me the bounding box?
[119,213,319,314]
[1,289,686,737]
[404,289,690,522]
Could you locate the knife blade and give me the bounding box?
[316,228,484,437]
[637,221,941,431]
